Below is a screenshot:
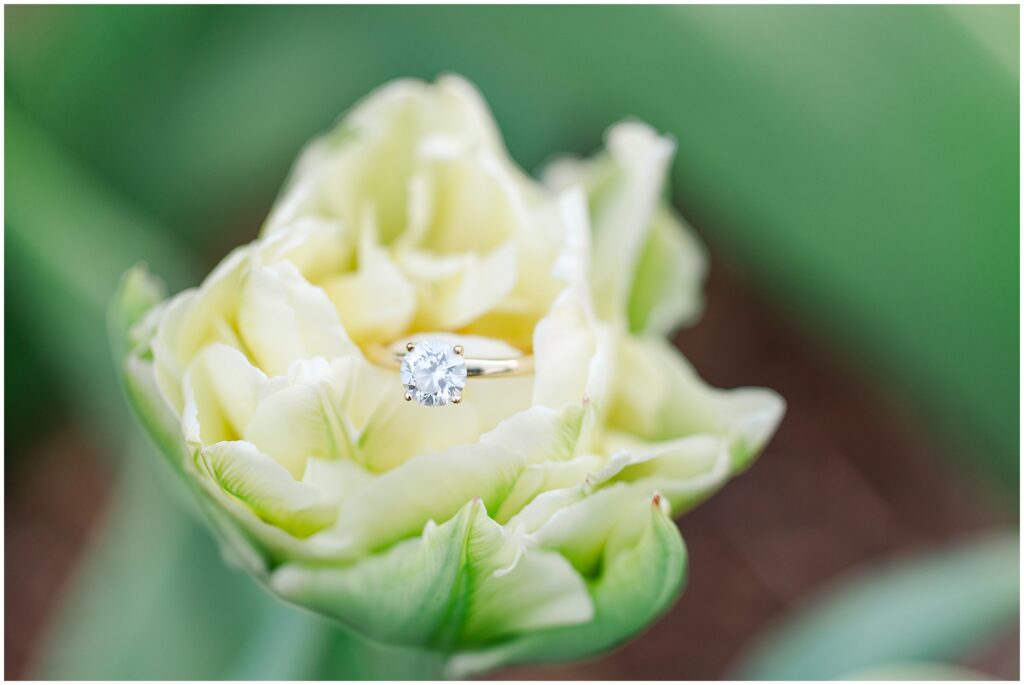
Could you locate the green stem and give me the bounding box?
[227,598,449,680]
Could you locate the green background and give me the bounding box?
[5,5,1019,679]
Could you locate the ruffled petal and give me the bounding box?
[627,204,707,335]
[609,335,785,471]
[256,217,353,284]
[318,442,526,557]
[401,240,518,332]
[546,123,674,322]
[492,455,605,525]
[112,267,191,472]
[152,245,251,411]
[272,500,592,650]
[601,432,733,515]
[181,343,265,446]
[480,402,588,465]
[237,262,358,377]
[480,402,596,523]
[320,228,416,346]
[530,189,613,411]
[264,75,509,243]
[242,358,362,478]
[447,488,686,676]
[196,441,337,538]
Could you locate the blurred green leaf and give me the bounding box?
[5,102,198,447]
[733,531,1019,679]
[840,661,993,680]
[3,291,66,456]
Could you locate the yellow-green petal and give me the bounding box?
[272,499,593,650]
[197,441,337,538]
[609,335,784,471]
[447,489,686,676]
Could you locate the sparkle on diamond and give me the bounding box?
[400,340,467,406]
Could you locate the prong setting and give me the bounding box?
[399,339,468,407]
[453,345,464,355]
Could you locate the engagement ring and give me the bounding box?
[369,339,533,407]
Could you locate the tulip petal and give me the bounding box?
[532,291,600,408]
[237,262,358,377]
[492,454,604,526]
[257,217,353,285]
[119,316,293,581]
[112,267,191,472]
[446,489,686,676]
[529,483,642,575]
[589,123,676,321]
[242,358,362,477]
[400,240,518,332]
[197,441,337,539]
[320,229,416,345]
[405,146,525,255]
[358,394,488,473]
[546,123,674,323]
[114,271,293,572]
[460,197,570,351]
[300,457,374,505]
[272,499,593,650]
[273,501,485,646]
[532,307,614,420]
[531,190,613,411]
[152,246,250,412]
[600,433,733,515]
[181,343,265,446]
[460,518,594,642]
[609,335,785,471]
[480,402,588,465]
[545,121,707,334]
[319,443,526,556]
[627,204,708,335]
[480,401,596,523]
[264,75,506,243]
[109,264,167,359]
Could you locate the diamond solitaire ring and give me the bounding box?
[368,339,533,407]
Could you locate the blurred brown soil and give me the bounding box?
[4,429,112,679]
[4,255,1017,680]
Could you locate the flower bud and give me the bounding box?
[113,74,783,674]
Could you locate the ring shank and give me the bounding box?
[464,357,533,377]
